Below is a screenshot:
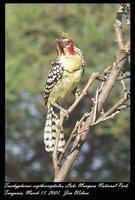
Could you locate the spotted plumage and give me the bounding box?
[44,59,64,106]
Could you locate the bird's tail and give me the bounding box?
[44,106,65,152]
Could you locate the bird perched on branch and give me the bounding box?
[44,32,85,152]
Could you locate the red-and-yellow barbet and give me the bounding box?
[44,32,85,152]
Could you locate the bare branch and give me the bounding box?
[97,50,129,112]
[51,4,130,182]
[58,121,79,163]
[114,4,125,49]
[58,112,90,163]
[96,73,130,81]
[54,150,79,182]
[93,93,130,125]
[67,72,99,114]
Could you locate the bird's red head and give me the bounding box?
[56,37,76,56]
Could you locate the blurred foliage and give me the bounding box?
[6,4,130,182]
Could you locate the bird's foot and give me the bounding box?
[53,103,69,118]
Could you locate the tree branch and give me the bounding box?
[93,92,130,125]
[114,4,125,49]
[67,72,99,114]
[52,4,130,182]
[96,73,130,81]
[54,150,79,182]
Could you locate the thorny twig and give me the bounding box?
[69,113,90,153]
[92,81,105,124]
[92,92,130,125]
[96,73,130,81]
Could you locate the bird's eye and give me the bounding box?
[65,40,71,45]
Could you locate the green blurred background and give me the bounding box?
[6,4,130,182]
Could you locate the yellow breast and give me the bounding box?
[59,54,83,71]
[47,53,84,105]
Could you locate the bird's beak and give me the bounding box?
[56,38,65,48]
[56,39,65,54]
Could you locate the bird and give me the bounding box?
[44,32,85,152]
